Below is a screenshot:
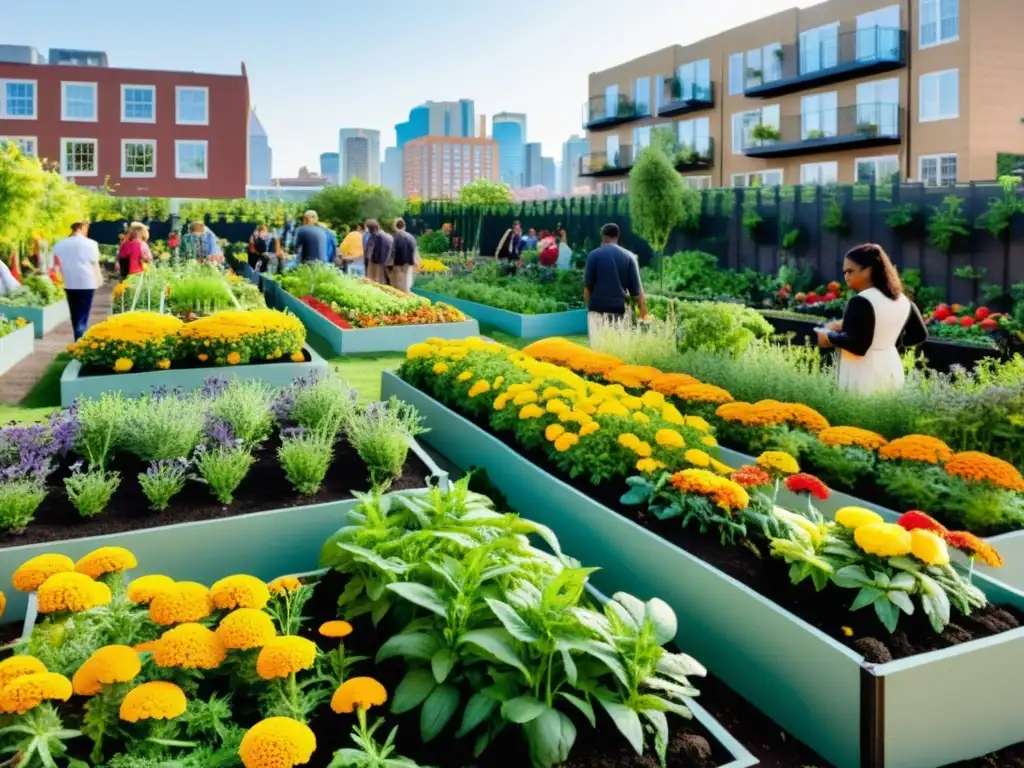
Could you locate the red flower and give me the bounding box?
[944,531,1004,568]
[897,510,948,535]
[784,473,830,500]
[730,465,772,488]
[301,296,352,329]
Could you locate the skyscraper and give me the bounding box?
[382,147,403,196]
[403,136,498,199]
[524,142,543,187]
[338,129,380,184]
[561,134,589,195]
[248,109,272,186]
[319,152,339,184]
[395,100,475,148]
[541,157,556,192]
[492,112,527,188]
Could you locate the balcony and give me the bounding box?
[579,146,635,177]
[671,136,715,171]
[742,103,901,159]
[658,80,715,118]
[583,95,647,131]
[745,27,906,98]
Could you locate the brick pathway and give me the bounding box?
[0,285,113,405]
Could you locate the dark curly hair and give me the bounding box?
[844,243,903,299]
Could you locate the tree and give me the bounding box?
[305,178,404,229]
[458,179,513,206]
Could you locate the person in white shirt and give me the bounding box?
[0,260,20,297]
[52,221,102,340]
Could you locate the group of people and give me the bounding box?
[495,221,572,269]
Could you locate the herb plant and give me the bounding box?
[64,464,121,518]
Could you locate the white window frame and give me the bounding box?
[60,138,99,177]
[121,139,157,178]
[855,154,900,184]
[800,161,839,185]
[175,86,209,126]
[60,81,98,122]
[728,53,745,95]
[919,69,959,122]
[918,153,957,186]
[175,139,208,179]
[919,0,959,49]
[730,169,784,187]
[121,84,156,123]
[0,136,37,157]
[0,79,37,120]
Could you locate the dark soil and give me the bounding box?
[411,383,1023,663]
[78,347,313,377]
[0,439,430,548]
[302,570,828,768]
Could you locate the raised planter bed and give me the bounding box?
[0,437,445,623]
[59,343,328,405]
[0,301,70,338]
[413,289,588,338]
[269,284,480,355]
[0,324,34,375]
[382,370,1024,768]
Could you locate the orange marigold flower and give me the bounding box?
[0,656,47,692]
[268,576,302,594]
[152,623,226,670]
[897,511,948,535]
[119,681,187,722]
[879,435,954,465]
[648,372,699,394]
[783,403,830,432]
[318,621,353,639]
[817,426,888,452]
[12,554,74,592]
[239,717,316,768]
[126,574,176,605]
[256,636,317,680]
[945,452,1024,492]
[670,469,750,511]
[0,672,72,714]
[149,581,213,625]
[37,572,110,614]
[677,383,734,405]
[716,401,786,428]
[73,645,141,695]
[74,547,137,579]
[730,466,772,488]
[944,531,1004,568]
[210,575,271,611]
[330,676,388,714]
[216,609,277,651]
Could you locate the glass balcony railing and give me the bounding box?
[582,95,647,130]
[579,146,635,176]
[658,80,714,118]
[741,103,902,158]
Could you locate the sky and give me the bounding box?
[7,0,815,177]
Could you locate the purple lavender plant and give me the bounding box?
[200,376,231,399]
[204,416,238,450]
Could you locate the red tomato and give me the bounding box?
[975,306,990,321]
[959,316,975,328]
[943,316,958,325]
[980,318,999,331]
[933,306,951,321]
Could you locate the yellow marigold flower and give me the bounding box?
[854,522,913,558]
[701,435,718,448]
[149,581,213,625]
[0,672,72,714]
[406,343,433,359]
[74,547,137,579]
[945,451,1024,492]
[683,416,711,433]
[546,399,569,414]
[632,412,650,424]
[468,380,491,398]
[37,572,110,614]
[268,576,302,594]
[216,609,277,651]
[113,358,133,373]
[152,623,226,670]
[909,529,951,566]
[669,469,750,511]
[457,370,473,382]
[559,409,593,426]
[545,424,566,442]
[493,394,509,410]
[156,359,171,370]
[620,395,644,411]
[554,433,579,452]
[817,425,888,451]
[518,404,544,420]
[660,403,685,426]
[513,389,538,405]
[879,435,954,465]
[579,422,600,437]
[835,507,884,529]
[432,362,448,375]
[493,376,504,388]
[319,621,353,639]
[256,636,318,680]
[710,459,734,474]
[0,656,47,692]
[540,386,562,400]
[119,681,187,723]
[655,429,685,449]
[684,449,712,468]
[289,352,305,363]
[755,451,800,476]
[631,441,653,458]
[640,391,665,409]
[618,433,640,449]
[330,677,388,714]
[134,640,160,654]
[596,399,628,417]
[239,717,316,768]
[73,645,141,695]
[574,400,596,415]
[636,458,666,474]
[12,554,74,592]
[841,626,854,637]
[127,574,176,605]
[210,575,271,611]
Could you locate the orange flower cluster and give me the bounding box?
[879,435,954,465]
[945,530,1004,568]
[817,426,889,452]
[944,452,1024,492]
[716,401,787,428]
[669,469,750,511]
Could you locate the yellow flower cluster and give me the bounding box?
[239,717,317,768]
[12,554,74,592]
[0,671,73,715]
[68,311,183,373]
[945,451,1024,492]
[879,435,954,465]
[256,636,318,680]
[37,572,111,614]
[152,623,227,669]
[835,507,951,565]
[119,681,188,723]
[669,469,750,511]
[216,608,278,650]
[74,546,137,579]
[72,645,141,695]
[149,581,214,625]
[210,575,271,611]
[817,426,888,452]
[177,309,306,366]
[418,258,449,273]
[755,451,800,476]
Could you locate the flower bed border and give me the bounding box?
[267,282,480,355]
[0,324,34,376]
[0,300,70,338]
[1,437,447,624]
[58,343,329,405]
[382,370,1024,768]
[413,289,588,338]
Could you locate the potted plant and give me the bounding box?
[856,122,879,137]
[805,129,826,140]
[751,124,781,143]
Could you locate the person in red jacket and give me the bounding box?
[117,222,150,278]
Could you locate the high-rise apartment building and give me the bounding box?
[492,112,527,187]
[403,136,499,199]
[524,142,543,186]
[395,100,475,147]
[541,157,556,192]
[338,128,380,184]
[580,0,1020,194]
[319,152,339,183]
[248,110,272,186]
[561,134,589,194]
[382,146,403,196]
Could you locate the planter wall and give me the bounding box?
[413,289,588,338]
[268,285,480,355]
[382,371,1024,768]
[0,301,70,338]
[0,325,34,375]
[59,344,329,405]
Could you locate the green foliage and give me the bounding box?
[417,230,450,254]
[821,192,849,234]
[780,220,801,251]
[976,176,1024,239]
[628,145,693,254]
[926,196,970,254]
[671,300,774,356]
[741,198,762,242]
[459,179,514,206]
[641,251,777,304]
[417,264,584,314]
[884,203,917,230]
[306,179,405,229]
[996,152,1024,178]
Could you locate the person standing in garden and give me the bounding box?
[52,221,102,341]
[495,220,523,262]
[294,210,327,264]
[583,223,646,335]
[339,223,364,274]
[364,220,393,284]
[390,218,419,292]
[117,222,151,278]
[815,243,928,395]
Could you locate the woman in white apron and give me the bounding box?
[815,243,927,395]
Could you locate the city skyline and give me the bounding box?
[3,0,817,177]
